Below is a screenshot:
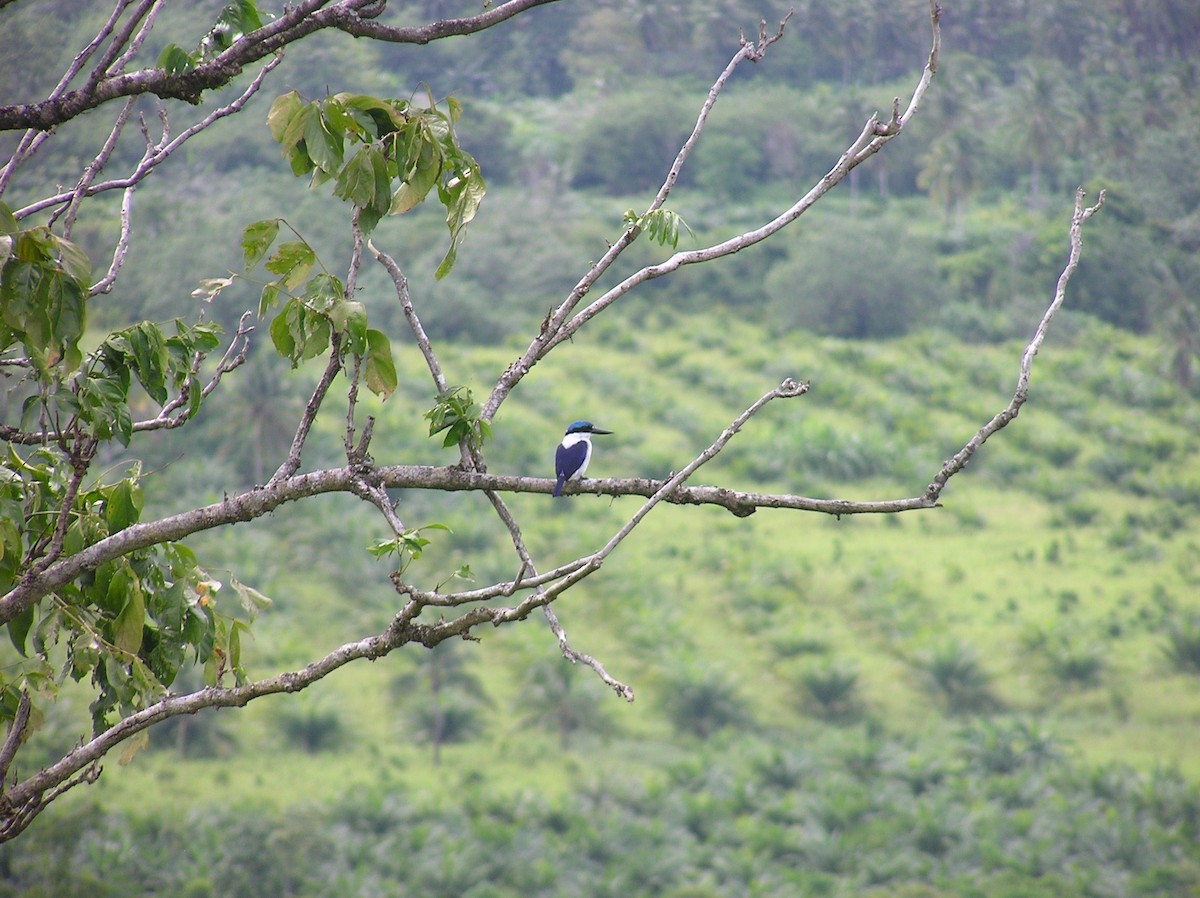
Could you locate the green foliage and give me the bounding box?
[0,203,91,374]
[424,385,492,450]
[157,0,268,73]
[623,208,693,250]
[232,218,397,398]
[516,659,611,749]
[570,87,696,194]
[0,311,253,733]
[267,88,484,275]
[763,211,948,339]
[276,695,345,754]
[919,641,999,715]
[797,661,862,722]
[5,723,1199,897]
[367,523,451,576]
[660,668,749,738]
[1163,614,1200,675]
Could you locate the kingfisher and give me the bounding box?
[553,421,613,497]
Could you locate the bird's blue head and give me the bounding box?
[565,420,612,435]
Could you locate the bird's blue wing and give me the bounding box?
[554,441,589,495]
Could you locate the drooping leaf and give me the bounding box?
[264,241,316,291]
[0,201,18,235]
[113,579,146,656]
[117,727,150,766]
[54,235,93,289]
[105,478,143,533]
[435,165,486,280]
[329,300,368,354]
[242,218,280,270]
[268,92,304,146]
[269,299,298,361]
[303,106,343,174]
[363,329,397,399]
[8,606,34,657]
[258,282,281,316]
[230,576,272,618]
[335,146,379,209]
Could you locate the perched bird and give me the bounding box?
[553,420,613,497]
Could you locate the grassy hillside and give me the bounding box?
[59,308,1200,789]
[7,307,1200,895]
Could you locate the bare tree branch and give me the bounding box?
[925,187,1105,499]
[483,0,941,422]
[0,0,563,133]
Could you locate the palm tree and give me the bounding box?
[516,659,609,750]
[1003,60,1081,208]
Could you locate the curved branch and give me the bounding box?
[925,187,1104,499]
[0,0,563,132]
[0,615,436,840]
[482,11,799,421]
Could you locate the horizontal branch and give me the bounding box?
[0,0,562,132]
[0,462,938,626]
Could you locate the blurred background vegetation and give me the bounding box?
[2,0,1200,895]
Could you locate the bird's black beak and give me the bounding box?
[592,427,613,435]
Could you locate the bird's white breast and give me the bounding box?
[562,432,593,478]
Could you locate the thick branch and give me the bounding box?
[0,460,942,627]
[0,0,562,132]
[0,617,437,840]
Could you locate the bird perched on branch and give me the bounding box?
[553,420,613,497]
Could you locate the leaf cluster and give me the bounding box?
[267,88,485,277]
[0,203,91,374]
[1,454,248,734]
[423,385,492,450]
[157,0,268,75]
[225,217,398,398]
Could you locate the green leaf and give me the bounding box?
[0,201,18,235]
[364,329,397,399]
[391,140,441,215]
[53,235,93,289]
[158,44,195,75]
[344,94,407,139]
[334,146,382,210]
[113,579,146,656]
[330,300,368,354]
[268,92,305,147]
[8,606,34,657]
[264,241,316,291]
[258,282,281,317]
[230,575,272,618]
[304,106,343,174]
[242,218,280,270]
[105,478,143,533]
[303,273,344,313]
[435,166,486,280]
[269,300,298,361]
[283,111,321,178]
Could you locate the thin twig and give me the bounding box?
[482,12,795,421]
[926,187,1105,499]
[368,238,448,393]
[268,335,344,485]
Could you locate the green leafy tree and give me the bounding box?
[0,0,1105,842]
